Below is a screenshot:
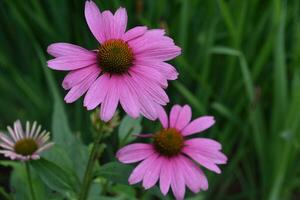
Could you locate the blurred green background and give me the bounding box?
[1,0,300,199]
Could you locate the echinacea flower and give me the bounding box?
[47,0,181,122]
[0,120,54,161]
[116,105,227,200]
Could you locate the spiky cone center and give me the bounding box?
[153,128,184,156]
[97,39,134,74]
[14,138,38,156]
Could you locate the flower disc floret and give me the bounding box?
[97,39,133,74]
[153,128,183,156]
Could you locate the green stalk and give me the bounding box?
[25,162,36,200]
[79,125,104,200]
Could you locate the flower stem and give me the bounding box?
[79,124,104,200]
[25,162,36,200]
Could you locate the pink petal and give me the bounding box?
[119,75,140,118]
[102,10,115,40]
[183,146,222,174]
[170,158,185,200]
[47,43,96,57]
[169,105,181,128]
[135,47,181,61]
[185,139,227,164]
[179,155,208,192]
[62,65,100,90]
[174,105,192,131]
[36,142,54,154]
[123,75,158,120]
[14,120,24,140]
[123,26,147,42]
[157,106,168,129]
[0,133,14,146]
[85,1,105,43]
[181,116,215,136]
[84,74,110,110]
[129,29,181,61]
[0,143,13,150]
[130,65,168,88]
[143,156,163,189]
[64,69,99,103]
[7,126,17,142]
[116,143,154,164]
[47,55,97,71]
[159,157,172,195]
[113,7,127,38]
[130,71,169,105]
[129,154,159,185]
[134,60,178,80]
[184,138,222,151]
[100,76,120,122]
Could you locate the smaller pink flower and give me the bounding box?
[0,120,54,161]
[116,105,227,200]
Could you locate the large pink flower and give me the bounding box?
[116,105,227,200]
[47,1,181,122]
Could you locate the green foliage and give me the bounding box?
[118,116,142,147]
[1,0,300,199]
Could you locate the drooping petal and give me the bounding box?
[179,155,208,192]
[47,43,96,57]
[184,139,227,164]
[134,60,178,80]
[174,105,192,131]
[0,133,14,147]
[128,154,159,185]
[47,55,97,71]
[130,65,168,88]
[85,0,105,43]
[100,76,120,122]
[64,69,99,103]
[184,138,222,151]
[84,74,110,110]
[119,75,140,118]
[169,105,181,128]
[113,7,128,38]
[130,71,169,105]
[123,26,147,42]
[62,65,100,90]
[181,116,215,136]
[159,157,172,195]
[116,143,155,164]
[182,146,221,174]
[129,29,181,61]
[143,156,163,189]
[123,75,158,120]
[170,158,185,200]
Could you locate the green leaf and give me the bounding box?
[95,162,133,184]
[30,158,79,197]
[0,161,47,200]
[118,116,142,147]
[36,46,89,180]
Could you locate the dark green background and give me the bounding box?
[1,0,300,199]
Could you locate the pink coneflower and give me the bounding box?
[0,120,54,161]
[116,105,227,200]
[47,0,181,122]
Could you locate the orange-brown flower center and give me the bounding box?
[14,138,38,156]
[153,128,184,156]
[97,39,133,74]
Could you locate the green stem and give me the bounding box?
[25,162,36,200]
[79,125,104,200]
